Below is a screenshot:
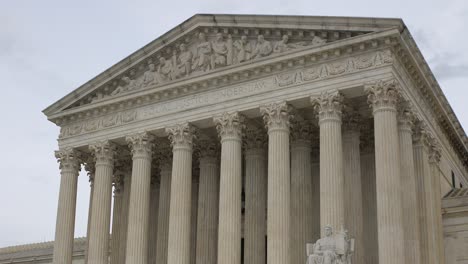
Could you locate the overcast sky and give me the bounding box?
[0,0,467,248]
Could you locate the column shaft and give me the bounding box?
[125,133,154,264]
[156,162,172,264]
[291,138,312,264]
[190,174,199,264]
[310,152,321,241]
[244,144,266,264]
[166,123,195,264]
[361,151,379,264]
[52,149,81,264]
[413,136,431,264]
[118,169,131,264]
[429,152,445,264]
[343,129,364,264]
[311,91,345,233]
[398,111,421,264]
[195,154,220,264]
[87,142,115,264]
[148,178,160,264]
[366,80,404,264]
[214,112,244,264]
[261,102,292,264]
[110,181,123,264]
[84,160,95,264]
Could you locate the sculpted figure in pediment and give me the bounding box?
[311,35,326,46]
[157,57,175,82]
[211,33,228,69]
[252,35,272,59]
[111,76,138,96]
[140,63,160,88]
[274,34,308,53]
[173,43,193,78]
[233,35,252,63]
[192,32,212,72]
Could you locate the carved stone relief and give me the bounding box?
[59,50,393,139]
[71,30,340,108]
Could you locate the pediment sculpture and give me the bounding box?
[306,225,354,264]
[79,31,329,107]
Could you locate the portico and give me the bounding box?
[44,14,468,264]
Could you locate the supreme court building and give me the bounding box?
[6,14,468,264]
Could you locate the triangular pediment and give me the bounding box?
[43,14,404,118]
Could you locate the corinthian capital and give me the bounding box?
[155,141,173,170]
[397,101,415,132]
[342,107,361,132]
[89,140,117,165]
[428,136,442,164]
[55,148,82,175]
[412,120,431,148]
[166,123,197,148]
[213,112,245,139]
[260,101,294,131]
[365,79,401,112]
[126,131,154,158]
[83,154,96,185]
[198,139,219,158]
[290,120,313,142]
[310,90,344,123]
[243,127,267,150]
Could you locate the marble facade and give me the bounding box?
[2,14,465,264]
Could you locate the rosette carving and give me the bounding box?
[213,112,245,139]
[55,148,82,175]
[260,101,294,131]
[165,123,197,148]
[89,140,117,165]
[126,131,155,158]
[365,79,401,111]
[310,90,344,122]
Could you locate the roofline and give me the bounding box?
[42,14,404,116]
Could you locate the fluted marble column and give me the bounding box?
[125,132,154,264]
[243,128,267,264]
[156,145,172,264]
[190,168,199,264]
[365,79,404,264]
[311,90,345,234]
[118,163,131,264]
[214,112,244,264]
[148,171,160,264]
[342,111,364,264]
[52,148,81,264]
[110,173,124,264]
[310,145,321,241]
[195,140,220,264]
[413,122,432,264]
[166,123,196,264]
[83,158,95,264]
[290,120,313,264]
[260,102,293,264]
[360,127,379,264]
[87,141,116,264]
[397,105,421,264]
[429,140,445,264]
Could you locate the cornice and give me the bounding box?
[50,29,399,128]
[394,29,468,172]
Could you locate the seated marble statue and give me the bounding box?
[306,226,354,264]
